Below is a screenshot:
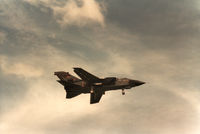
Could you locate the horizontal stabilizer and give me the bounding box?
[56,80,81,88]
[90,92,103,104]
[66,91,81,98]
[54,71,80,82]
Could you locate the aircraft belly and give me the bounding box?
[81,87,91,93]
[102,85,128,91]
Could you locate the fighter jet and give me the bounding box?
[54,68,145,104]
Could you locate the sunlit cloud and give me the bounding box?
[25,0,105,27]
[0,56,43,78]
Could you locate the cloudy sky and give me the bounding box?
[0,0,200,134]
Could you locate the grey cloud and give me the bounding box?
[24,0,105,27]
[106,0,200,37]
[0,0,108,62]
[0,70,28,115]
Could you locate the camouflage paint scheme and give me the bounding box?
[55,68,145,104]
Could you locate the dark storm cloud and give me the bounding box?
[23,2,57,29]
[106,0,200,37]
[101,0,200,66]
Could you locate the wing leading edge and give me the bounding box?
[73,68,100,83]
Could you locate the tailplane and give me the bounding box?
[54,71,80,82]
[66,91,81,98]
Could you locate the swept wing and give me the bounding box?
[73,68,101,83]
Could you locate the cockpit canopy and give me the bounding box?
[103,77,117,85]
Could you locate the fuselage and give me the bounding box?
[55,68,145,104]
[65,78,145,94]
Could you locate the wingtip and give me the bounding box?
[54,71,69,75]
[73,67,81,70]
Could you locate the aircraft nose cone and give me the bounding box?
[130,80,145,86]
[135,81,145,86]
